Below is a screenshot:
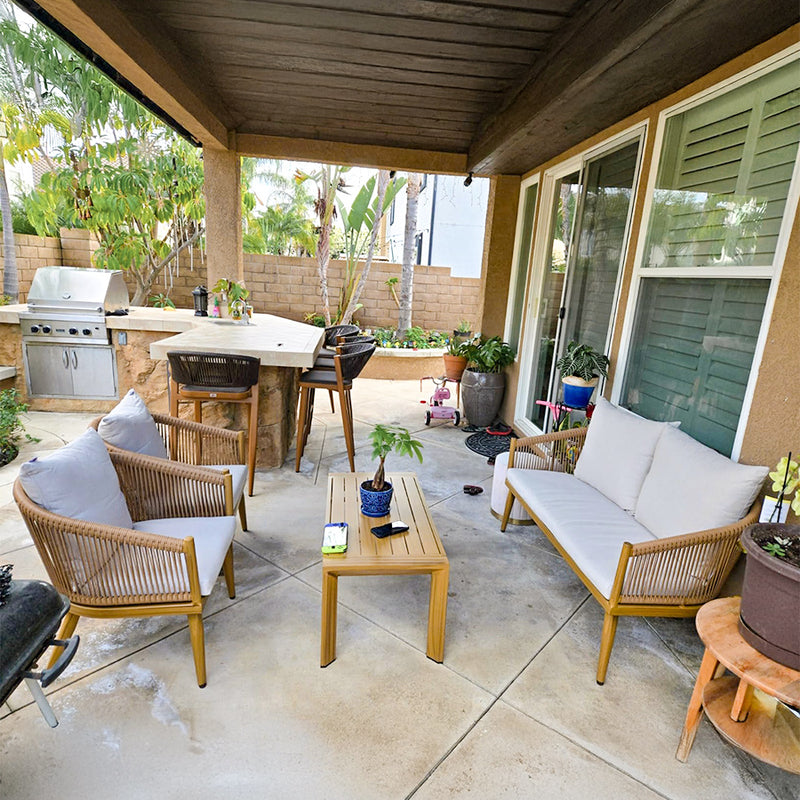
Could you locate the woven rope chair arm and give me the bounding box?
[109,450,233,520]
[151,413,245,465]
[324,324,360,347]
[12,479,198,604]
[508,427,588,474]
[613,503,759,606]
[337,342,376,381]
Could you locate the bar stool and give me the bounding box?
[167,351,260,496]
[295,342,375,472]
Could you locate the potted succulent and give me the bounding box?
[739,456,800,669]
[452,319,472,344]
[443,337,468,382]
[360,424,424,517]
[555,341,610,408]
[460,336,515,428]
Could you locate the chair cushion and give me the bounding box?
[181,384,251,394]
[300,369,350,387]
[208,464,247,505]
[132,515,236,595]
[507,468,655,599]
[97,389,168,459]
[573,397,669,513]
[18,428,133,529]
[635,426,767,537]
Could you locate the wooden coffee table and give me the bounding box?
[321,472,449,667]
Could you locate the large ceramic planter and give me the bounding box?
[443,354,468,381]
[562,375,598,408]
[739,523,800,670]
[360,480,393,517]
[461,370,505,428]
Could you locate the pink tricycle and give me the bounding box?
[420,377,460,426]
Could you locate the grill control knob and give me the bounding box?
[68,328,78,335]
[42,325,51,334]
[82,329,92,336]
[30,325,40,333]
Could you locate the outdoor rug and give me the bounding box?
[464,431,516,459]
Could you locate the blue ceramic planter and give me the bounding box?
[360,481,393,517]
[562,382,595,409]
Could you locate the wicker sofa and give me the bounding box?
[500,398,766,684]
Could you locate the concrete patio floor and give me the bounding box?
[0,379,796,799]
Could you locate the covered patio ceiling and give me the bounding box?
[19,0,800,174]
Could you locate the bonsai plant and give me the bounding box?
[212,278,250,319]
[443,337,468,381]
[555,341,610,408]
[460,336,516,428]
[739,455,800,669]
[360,424,423,517]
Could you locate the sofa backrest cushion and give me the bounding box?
[97,389,168,459]
[573,397,669,512]
[18,428,134,528]
[635,425,767,537]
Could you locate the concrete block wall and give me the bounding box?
[1,232,483,332]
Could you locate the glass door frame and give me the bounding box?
[514,125,648,436]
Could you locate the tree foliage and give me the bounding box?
[0,6,205,305]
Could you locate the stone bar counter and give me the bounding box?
[0,306,323,469]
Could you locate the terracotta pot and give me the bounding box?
[739,523,800,669]
[461,370,505,428]
[443,354,468,381]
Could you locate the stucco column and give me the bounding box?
[203,146,243,290]
[478,175,521,338]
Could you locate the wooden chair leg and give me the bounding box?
[193,400,203,423]
[596,611,619,685]
[303,387,315,449]
[169,378,179,418]
[238,495,248,531]
[295,386,310,472]
[500,489,516,531]
[222,544,236,599]
[187,613,207,688]
[246,390,259,496]
[46,611,80,669]
[328,389,335,413]
[340,387,355,471]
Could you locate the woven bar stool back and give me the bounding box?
[168,351,261,496]
[295,342,376,472]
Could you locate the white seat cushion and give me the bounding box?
[507,468,655,599]
[208,464,247,505]
[573,397,669,512]
[98,389,168,459]
[132,516,236,595]
[635,426,767,537]
[18,428,133,529]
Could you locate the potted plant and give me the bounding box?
[360,424,423,517]
[212,278,250,319]
[443,337,468,382]
[555,341,610,408]
[453,319,472,344]
[739,456,800,669]
[460,336,515,428]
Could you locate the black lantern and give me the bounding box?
[192,285,209,316]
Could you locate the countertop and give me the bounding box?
[0,305,324,369]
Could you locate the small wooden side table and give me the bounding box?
[321,472,449,667]
[676,597,800,773]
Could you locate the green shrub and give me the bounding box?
[0,389,37,467]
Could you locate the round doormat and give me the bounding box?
[465,431,515,458]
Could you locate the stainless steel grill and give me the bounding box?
[21,267,129,399]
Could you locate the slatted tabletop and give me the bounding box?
[321,472,449,666]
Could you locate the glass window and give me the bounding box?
[621,278,770,455]
[644,59,800,269]
[506,182,538,352]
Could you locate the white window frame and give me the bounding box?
[611,45,800,459]
[503,172,540,353]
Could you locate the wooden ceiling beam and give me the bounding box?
[35,0,231,149]
[467,0,800,174]
[235,133,468,175]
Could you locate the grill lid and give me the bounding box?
[26,266,129,315]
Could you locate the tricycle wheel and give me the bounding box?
[426,411,431,426]
[454,410,461,426]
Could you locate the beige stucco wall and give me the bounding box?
[498,24,800,475]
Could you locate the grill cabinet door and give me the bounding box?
[24,343,74,397]
[69,346,118,398]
